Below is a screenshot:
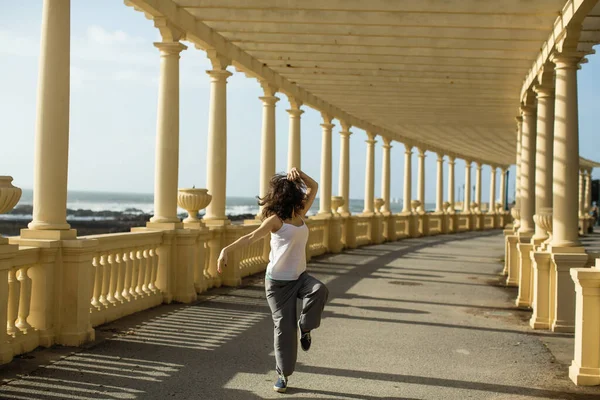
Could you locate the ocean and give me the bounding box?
[3,189,436,221]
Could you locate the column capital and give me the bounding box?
[320,123,335,130]
[447,155,456,164]
[417,147,426,157]
[365,131,377,144]
[259,81,278,97]
[475,162,482,170]
[259,95,279,106]
[206,49,231,71]
[321,112,334,125]
[206,69,232,82]
[154,17,185,42]
[436,153,444,162]
[382,137,392,148]
[520,105,536,116]
[533,84,555,99]
[404,143,413,154]
[339,129,352,138]
[340,121,352,132]
[465,159,472,167]
[287,96,302,110]
[153,41,187,55]
[286,108,304,117]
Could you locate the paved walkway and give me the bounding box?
[2,231,600,399]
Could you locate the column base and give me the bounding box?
[569,361,600,386]
[203,218,231,227]
[551,320,575,333]
[20,228,77,240]
[550,250,589,333]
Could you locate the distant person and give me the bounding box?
[592,202,599,227]
[217,168,328,393]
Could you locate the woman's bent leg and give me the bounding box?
[297,273,329,332]
[265,279,300,377]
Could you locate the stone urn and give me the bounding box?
[534,207,553,244]
[495,203,503,213]
[374,198,385,214]
[0,176,22,215]
[411,200,421,213]
[331,196,344,216]
[511,206,521,228]
[470,202,479,214]
[177,188,212,222]
[443,201,451,213]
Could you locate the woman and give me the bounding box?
[217,168,329,393]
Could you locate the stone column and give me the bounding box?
[318,114,334,216]
[579,170,585,218]
[489,167,497,213]
[475,162,482,209]
[287,98,303,171]
[417,148,426,213]
[258,83,279,216]
[519,105,537,234]
[532,83,555,241]
[148,42,187,228]
[402,144,413,214]
[363,132,377,215]
[338,123,352,216]
[500,167,507,210]
[435,153,444,213]
[515,116,523,209]
[551,54,584,249]
[464,161,472,213]
[381,138,392,215]
[447,157,455,212]
[25,0,75,239]
[585,169,592,215]
[204,52,232,224]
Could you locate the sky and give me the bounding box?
[1,1,599,204]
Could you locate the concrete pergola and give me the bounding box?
[2,0,600,389]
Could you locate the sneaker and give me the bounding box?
[298,320,312,352]
[273,374,287,393]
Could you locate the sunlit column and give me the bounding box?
[585,169,592,213]
[489,166,497,213]
[519,105,537,233]
[475,162,482,207]
[257,83,279,216]
[551,54,582,248]
[363,132,377,215]
[447,156,455,212]
[515,117,523,209]
[579,170,585,217]
[318,114,334,216]
[27,0,73,234]
[204,52,232,223]
[381,137,392,214]
[287,98,303,171]
[148,42,187,226]
[500,167,507,210]
[435,153,444,212]
[417,148,426,213]
[464,161,472,213]
[402,144,412,213]
[338,123,352,216]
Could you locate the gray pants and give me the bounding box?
[265,272,329,377]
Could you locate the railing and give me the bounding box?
[428,214,442,235]
[234,225,269,278]
[86,231,164,327]
[484,214,495,229]
[393,214,410,239]
[2,246,41,363]
[355,216,372,247]
[306,218,328,259]
[457,214,470,232]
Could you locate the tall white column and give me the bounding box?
[500,167,507,210]
[435,153,444,212]
[475,162,482,207]
[381,137,392,215]
[287,98,303,171]
[338,123,352,216]
[402,144,413,213]
[148,41,187,226]
[204,52,232,223]
[318,114,334,216]
[533,82,555,240]
[448,156,455,212]
[579,170,585,217]
[363,132,377,215]
[551,54,582,248]
[515,117,523,208]
[27,0,73,235]
[258,83,279,213]
[464,161,472,213]
[519,105,537,233]
[585,169,592,213]
[417,148,426,213]
[489,167,497,213]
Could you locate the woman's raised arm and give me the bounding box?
[288,168,318,217]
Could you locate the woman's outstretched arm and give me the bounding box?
[217,215,281,273]
[288,167,318,217]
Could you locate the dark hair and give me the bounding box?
[257,173,307,220]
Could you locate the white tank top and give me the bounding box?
[266,220,309,281]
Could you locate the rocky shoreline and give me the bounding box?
[1,205,255,237]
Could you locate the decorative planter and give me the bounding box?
[177,188,212,222]
[495,203,503,213]
[443,201,451,213]
[0,176,22,215]
[534,207,553,244]
[331,196,344,215]
[411,200,421,213]
[374,198,385,214]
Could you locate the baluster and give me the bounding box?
[106,253,117,304]
[91,255,102,309]
[130,250,140,299]
[16,266,32,333]
[135,249,145,296]
[203,241,211,281]
[142,248,152,294]
[122,251,132,302]
[114,252,125,303]
[149,246,159,293]
[7,269,20,336]
[99,253,110,307]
